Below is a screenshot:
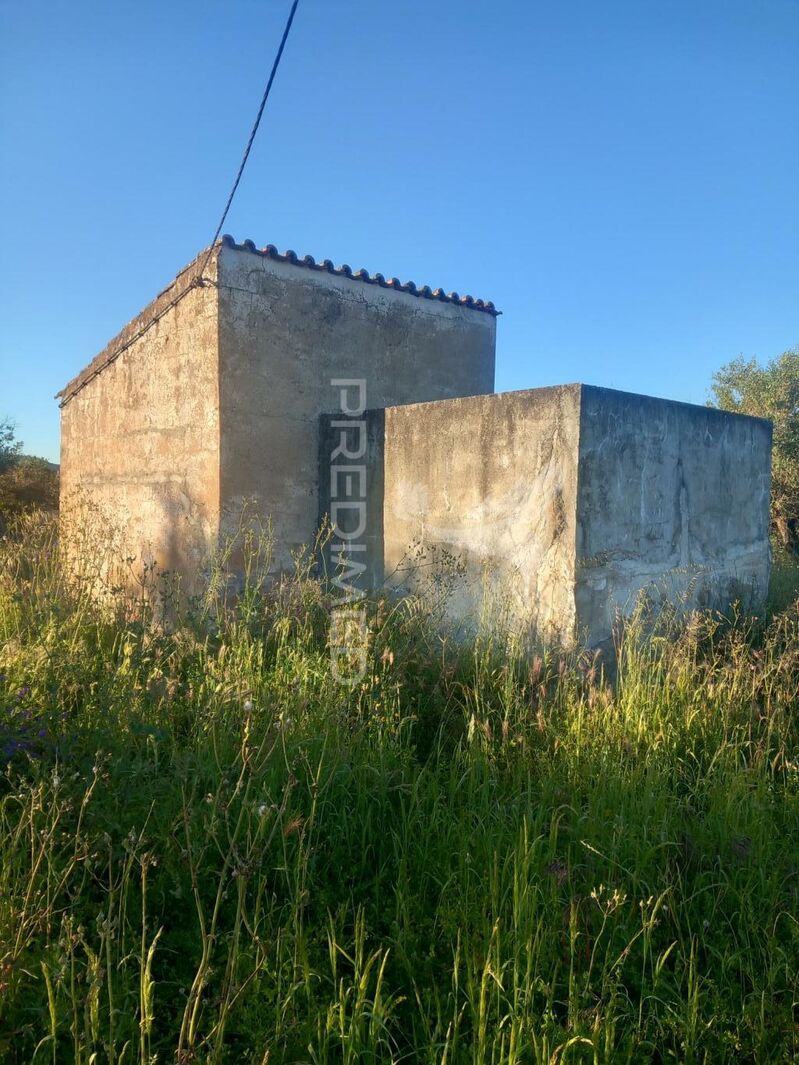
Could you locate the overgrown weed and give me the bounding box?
[1,512,798,1062]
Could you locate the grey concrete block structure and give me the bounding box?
[60,237,771,648]
[320,385,772,649]
[58,237,497,588]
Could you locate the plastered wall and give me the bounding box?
[59,254,220,592]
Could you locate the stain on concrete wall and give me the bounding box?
[321,386,583,643]
[59,252,220,591]
[575,385,772,648]
[217,245,496,571]
[327,385,772,649]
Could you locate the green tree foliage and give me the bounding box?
[0,420,59,527]
[0,417,22,475]
[710,346,799,549]
[0,456,59,515]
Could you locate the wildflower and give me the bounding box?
[243,699,254,713]
[590,884,627,914]
[256,803,268,817]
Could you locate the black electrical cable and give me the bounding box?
[59,0,301,406]
[198,0,300,281]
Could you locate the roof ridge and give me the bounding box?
[220,235,499,316]
[57,247,212,405]
[58,236,499,406]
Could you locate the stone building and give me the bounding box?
[58,236,497,581]
[59,237,772,648]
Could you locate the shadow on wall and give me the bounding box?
[375,544,765,653]
[59,486,216,616]
[61,488,770,686]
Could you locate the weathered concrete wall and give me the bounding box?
[321,386,583,643]
[59,252,220,591]
[575,385,772,649]
[59,235,771,646]
[217,242,496,571]
[325,385,772,649]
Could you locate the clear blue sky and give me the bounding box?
[1,0,797,463]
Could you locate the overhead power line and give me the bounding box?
[58,0,301,406]
[198,0,301,281]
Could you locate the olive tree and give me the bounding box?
[709,347,799,549]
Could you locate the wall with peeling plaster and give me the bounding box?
[59,240,770,644]
[59,253,220,592]
[59,242,495,591]
[322,386,772,648]
[575,385,772,649]
[216,244,496,572]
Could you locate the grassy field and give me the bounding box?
[1,515,799,1063]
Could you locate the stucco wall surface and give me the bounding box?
[59,254,220,590]
[323,384,772,650]
[321,386,583,643]
[217,246,496,571]
[575,385,772,648]
[59,237,771,649]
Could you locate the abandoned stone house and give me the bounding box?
[58,235,772,648]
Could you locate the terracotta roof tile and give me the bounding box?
[221,235,499,316]
[58,237,498,405]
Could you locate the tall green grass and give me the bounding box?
[1,512,798,1063]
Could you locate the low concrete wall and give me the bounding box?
[321,385,772,649]
[321,386,583,643]
[575,386,772,649]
